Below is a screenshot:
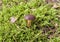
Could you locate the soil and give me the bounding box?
[42,25,56,39]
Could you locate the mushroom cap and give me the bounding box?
[24,14,35,20]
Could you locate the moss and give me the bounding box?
[1,0,60,42]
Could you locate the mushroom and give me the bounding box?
[24,14,35,27]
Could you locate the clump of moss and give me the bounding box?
[0,0,60,42]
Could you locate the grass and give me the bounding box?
[0,0,60,42]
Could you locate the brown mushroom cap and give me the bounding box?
[24,14,35,20]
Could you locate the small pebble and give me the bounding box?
[10,16,17,23]
[52,3,59,8]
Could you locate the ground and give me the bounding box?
[0,0,60,42]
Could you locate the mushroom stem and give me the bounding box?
[27,20,31,27]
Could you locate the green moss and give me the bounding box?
[1,0,60,42]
